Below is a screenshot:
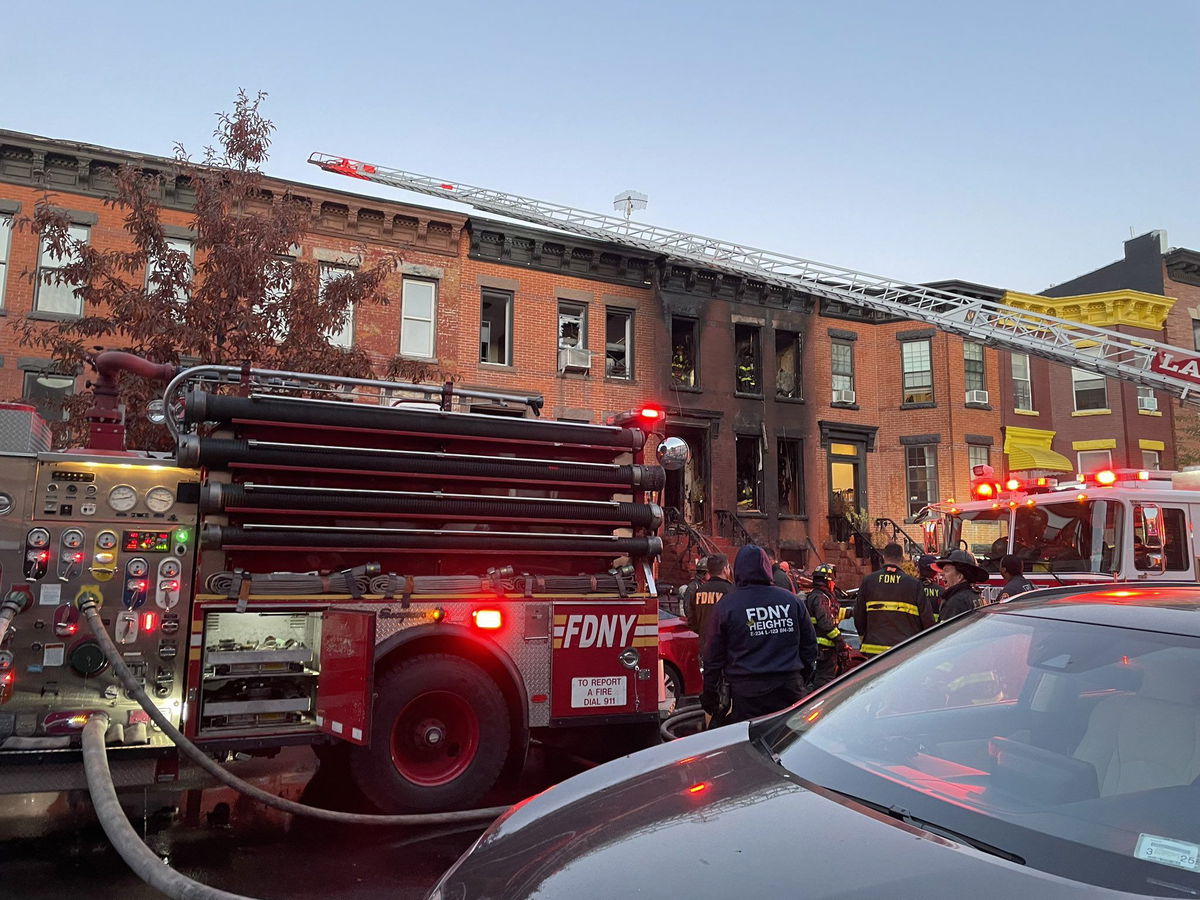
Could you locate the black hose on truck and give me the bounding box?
[76,592,510,826]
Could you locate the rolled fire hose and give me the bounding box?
[77,595,511,826]
[204,570,638,597]
[82,713,258,900]
[660,707,707,741]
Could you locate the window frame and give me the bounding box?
[967,443,989,474]
[670,315,699,388]
[1142,449,1162,470]
[777,437,804,516]
[604,307,634,380]
[318,260,357,349]
[733,323,763,395]
[0,212,12,310]
[144,235,194,304]
[831,338,855,396]
[1076,449,1112,472]
[1011,353,1033,411]
[1071,347,1107,411]
[480,287,514,366]
[963,341,986,394]
[905,444,940,519]
[900,338,934,405]
[775,329,802,400]
[400,277,438,359]
[735,433,764,514]
[557,300,587,350]
[1192,318,1200,352]
[35,223,90,316]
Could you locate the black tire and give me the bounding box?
[350,653,510,813]
[662,662,684,714]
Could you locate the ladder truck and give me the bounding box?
[307,152,1200,598]
[0,356,676,812]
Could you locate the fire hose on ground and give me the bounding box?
[74,592,518,898]
[660,706,706,741]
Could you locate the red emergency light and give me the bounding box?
[1095,469,1118,486]
[639,406,664,421]
[1005,478,1022,491]
[472,609,503,630]
[141,612,157,633]
[974,482,995,499]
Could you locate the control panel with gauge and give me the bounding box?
[0,452,200,753]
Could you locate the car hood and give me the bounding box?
[431,725,1124,899]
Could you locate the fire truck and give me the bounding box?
[0,353,679,811]
[919,465,1200,599]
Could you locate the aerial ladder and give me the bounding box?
[308,153,1200,406]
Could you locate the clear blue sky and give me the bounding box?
[3,0,1197,291]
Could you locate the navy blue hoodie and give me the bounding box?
[702,545,817,695]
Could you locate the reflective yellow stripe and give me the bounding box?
[861,643,892,655]
[866,601,920,616]
[826,628,840,640]
[817,637,835,647]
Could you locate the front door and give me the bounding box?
[828,441,865,540]
[663,425,708,527]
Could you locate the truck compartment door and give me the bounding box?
[316,609,375,745]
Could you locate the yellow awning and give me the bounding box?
[1006,443,1073,472]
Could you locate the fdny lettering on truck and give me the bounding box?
[553,613,656,649]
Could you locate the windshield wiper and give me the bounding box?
[820,786,1025,865]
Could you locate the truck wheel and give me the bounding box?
[662,662,683,714]
[351,654,510,812]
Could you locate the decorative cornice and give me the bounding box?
[1004,288,1175,330]
[1165,248,1200,288]
[467,220,654,289]
[659,262,815,312]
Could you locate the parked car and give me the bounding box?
[657,607,702,711]
[431,585,1200,899]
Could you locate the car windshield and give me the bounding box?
[768,608,1200,896]
[947,499,1121,576]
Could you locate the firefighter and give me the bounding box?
[916,553,944,621]
[772,557,795,593]
[671,345,692,384]
[688,553,731,647]
[736,351,758,393]
[997,554,1035,600]
[853,542,934,658]
[677,557,708,622]
[934,548,989,618]
[804,563,843,689]
[701,545,817,725]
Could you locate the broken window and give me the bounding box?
[670,316,698,387]
[481,288,513,365]
[605,308,633,379]
[775,329,801,399]
[735,434,763,512]
[778,438,803,515]
[558,301,586,348]
[734,324,762,394]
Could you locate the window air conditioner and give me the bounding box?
[965,389,990,405]
[832,389,856,405]
[558,346,593,373]
[1138,395,1159,412]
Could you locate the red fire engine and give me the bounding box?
[921,464,1200,599]
[0,354,681,811]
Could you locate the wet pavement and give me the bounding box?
[0,744,589,899]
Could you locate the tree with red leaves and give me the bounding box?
[13,90,401,449]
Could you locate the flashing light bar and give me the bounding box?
[472,609,502,630]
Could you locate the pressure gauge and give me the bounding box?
[61,529,85,549]
[96,530,118,551]
[146,486,175,514]
[107,485,138,513]
[27,528,51,548]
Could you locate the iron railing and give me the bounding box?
[828,513,884,571]
[714,509,755,549]
[873,517,924,558]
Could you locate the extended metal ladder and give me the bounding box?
[308,153,1200,405]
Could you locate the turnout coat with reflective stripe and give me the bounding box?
[853,564,935,656]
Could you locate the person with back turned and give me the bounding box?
[701,545,817,724]
[854,543,934,658]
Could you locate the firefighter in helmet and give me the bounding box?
[916,553,944,621]
[736,350,758,393]
[805,562,844,689]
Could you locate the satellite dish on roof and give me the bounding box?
[613,190,648,225]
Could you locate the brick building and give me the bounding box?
[990,231,1189,478]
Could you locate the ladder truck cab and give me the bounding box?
[922,465,1200,600]
[0,356,684,812]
